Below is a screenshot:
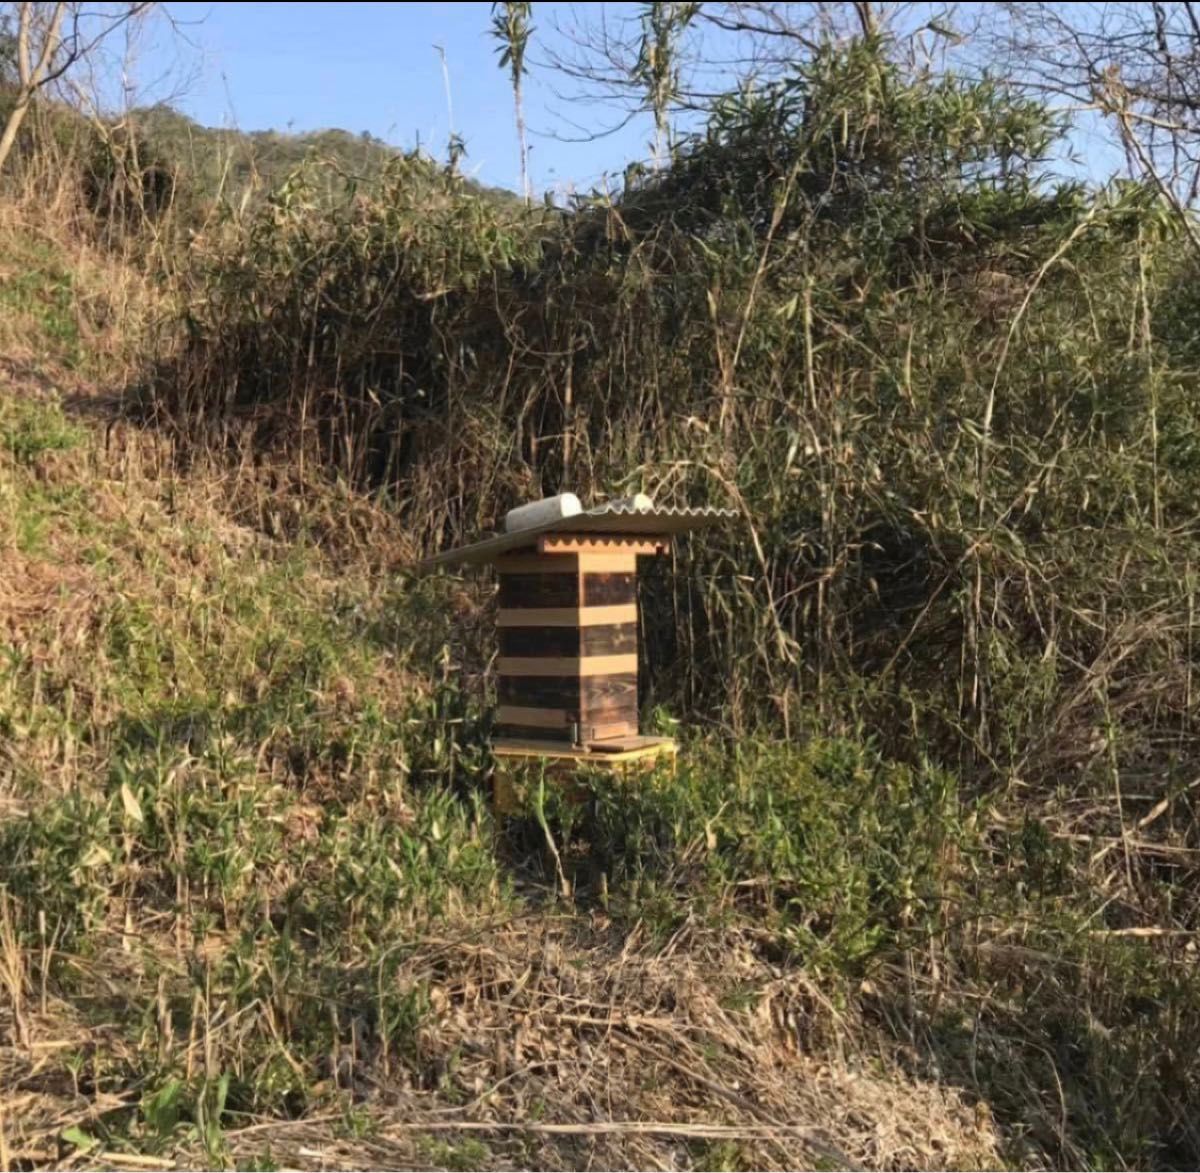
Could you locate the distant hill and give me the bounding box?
[128,102,525,208]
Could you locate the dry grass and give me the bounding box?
[0,197,165,390]
[5,55,1200,1168]
[1,908,1002,1172]
[0,244,1003,1168]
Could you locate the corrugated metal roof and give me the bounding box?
[418,502,736,570]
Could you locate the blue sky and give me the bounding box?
[128,2,1125,196]
[138,2,655,196]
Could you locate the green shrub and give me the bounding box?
[482,736,974,975]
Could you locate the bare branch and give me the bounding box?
[989,3,1200,206]
[0,2,161,174]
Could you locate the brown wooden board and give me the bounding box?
[500,626,583,657]
[584,622,638,655]
[579,673,638,737]
[499,622,638,658]
[581,716,638,741]
[584,720,639,741]
[498,572,579,609]
[585,733,668,752]
[581,672,637,712]
[583,623,638,657]
[499,674,581,710]
[496,705,572,728]
[582,572,636,606]
[497,672,639,721]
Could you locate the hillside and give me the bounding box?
[3,28,1200,1173]
[129,103,525,208]
[0,89,523,219]
[0,217,1001,1171]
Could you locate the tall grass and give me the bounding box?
[158,44,1200,778]
[141,42,1200,1165]
[6,33,1200,1171]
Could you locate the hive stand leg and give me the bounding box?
[491,745,677,900]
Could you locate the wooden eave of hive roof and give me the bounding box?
[418,503,736,570]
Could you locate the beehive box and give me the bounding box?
[495,544,647,745]
[419,495,733,754]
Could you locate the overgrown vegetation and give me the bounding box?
[4,8,1200,1170]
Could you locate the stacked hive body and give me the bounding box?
[495,539,655,747]
[417,495,734,765]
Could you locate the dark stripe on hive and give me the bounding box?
[581,672,637,714]
[498,572,578,609]
[498,671,639,720]
[499,675,581,710]
[501,626,580,657]
[582,572,636,607]
[498,673,638,704]
[584,623,638,655]
[496,724,575,744]
[499,623,638,658]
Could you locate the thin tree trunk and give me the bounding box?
[0,2,68,175]
[854,1,878,38]
[515,76,530,204]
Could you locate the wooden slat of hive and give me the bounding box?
[494,546,647,745]
[576,550,639,740]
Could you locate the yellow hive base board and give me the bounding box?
[493,735,676,762]
[492,736,677,815]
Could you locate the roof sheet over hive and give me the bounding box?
[418,499,736,570]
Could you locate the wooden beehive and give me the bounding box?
[495,541,660,746]
[419,496,732,755]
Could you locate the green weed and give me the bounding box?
[0,235,81,366]
[560,737,971,974]
[0,398,83,464]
